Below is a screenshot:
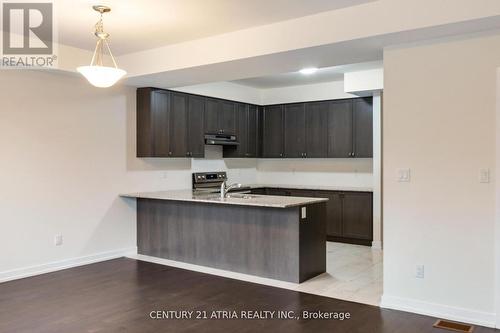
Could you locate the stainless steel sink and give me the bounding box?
[226,193,259,199]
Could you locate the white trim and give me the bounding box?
[128,254,299,290]
[372,92,383,251]
[0,247,137,283]
[381,295,496,328]
[495,69,500,329]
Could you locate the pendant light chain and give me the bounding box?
[89,9,118,69]
[76,5,126,88]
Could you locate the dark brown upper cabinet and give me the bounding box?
[220,101,237,134]
[284,103,306,158]
[204,98,220,134]
[247,105,258,157]
[327,99,353,158]
[353,97,373,158]
[223,103,258,158]
[204,98,237,135]
[186,94,205,157]
[327,97,373,158]
[305,101,328,158]
[262,105,284,158]
[137,87,373,159]
[169,92,189,157]
[136,88,204,158]
[137,88,170,157]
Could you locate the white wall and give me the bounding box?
[256,159,373,189]
[496,70,500,329]
[260,80,355,105]
[382,34,499,327]
[173,81,262,105]
[0,70,256,281]
[372,92,382,249]
[344,68,384,95]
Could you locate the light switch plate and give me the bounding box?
[54,234,63,246]
[397,168,411,182]
[479,168,490,183]
[416,265,424,279]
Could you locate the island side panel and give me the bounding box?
[137,198,301,282]
[299,202,327,283]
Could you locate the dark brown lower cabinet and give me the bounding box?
[321,191,343,238]
[341,192,373,242]
[250,187,373,246]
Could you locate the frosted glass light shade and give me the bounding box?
[77,65,126,88]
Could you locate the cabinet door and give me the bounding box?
[342,192,373,240]
[220,100,236,134]
[169,92,188,157]
[151,90,171,157]
[204,98,220,134]
[322,191,343,237]
[224,103,247,158]
[256,106,264,158]
[187,95,205,157]
[262,105,284,158]
[136,88,153,157]
[246,105,258,157]
[284,103,306,158]
[305,101,328,158]
[327,100,353,158]
[353,97,373,158]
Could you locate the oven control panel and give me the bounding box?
[192,172,227,189]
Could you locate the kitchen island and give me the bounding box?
[121,190,328,283]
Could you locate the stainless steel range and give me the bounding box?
[192,171,227,191]
[192,171,249,194]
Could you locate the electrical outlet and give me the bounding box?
[397,168,411,182]
[479,168,490,183]
[54,234,63,246]
[415,265,424,279]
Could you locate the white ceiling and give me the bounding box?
[232,61,382,88]
[57,0,374,55]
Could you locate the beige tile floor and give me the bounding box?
[293,242,383,306]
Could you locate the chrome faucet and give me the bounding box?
[220,180,242,199]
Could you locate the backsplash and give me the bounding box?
[256,158,373,189]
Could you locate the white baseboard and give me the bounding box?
[129,254,299,289]
[371,241,383,250]
[381,294,497,328]
[0,247,137,283]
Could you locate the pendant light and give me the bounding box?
[77,5,126,88]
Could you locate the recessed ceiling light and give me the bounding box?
[299,67,318,75]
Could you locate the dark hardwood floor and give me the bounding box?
[0,258,497,333]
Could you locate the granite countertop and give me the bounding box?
[247,184,373,192]
[120,190,328,208]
